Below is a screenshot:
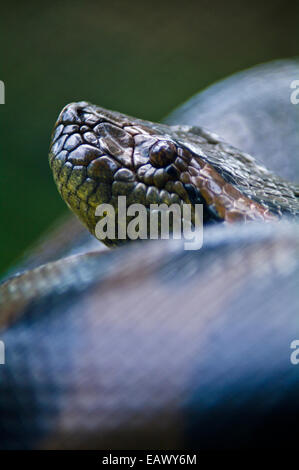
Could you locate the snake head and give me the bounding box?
[49,102,280,246]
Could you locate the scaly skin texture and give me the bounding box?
[49,102,299,246]
[1,61,299,450]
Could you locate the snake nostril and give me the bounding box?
[59,102,89,124]
[76,107,85,119]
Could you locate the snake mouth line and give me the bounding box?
[49,102,299,246]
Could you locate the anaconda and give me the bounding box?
[0,59,299,450]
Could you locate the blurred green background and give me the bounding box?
[1,0,299,274]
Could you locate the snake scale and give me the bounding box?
[0,60,299,449]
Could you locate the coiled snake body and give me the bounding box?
[0,60,299,449]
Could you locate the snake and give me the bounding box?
[0,59,299,449]
[49,101,299,242]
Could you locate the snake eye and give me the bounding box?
[149,141,177,168]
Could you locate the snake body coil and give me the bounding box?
[1,60,299,450]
